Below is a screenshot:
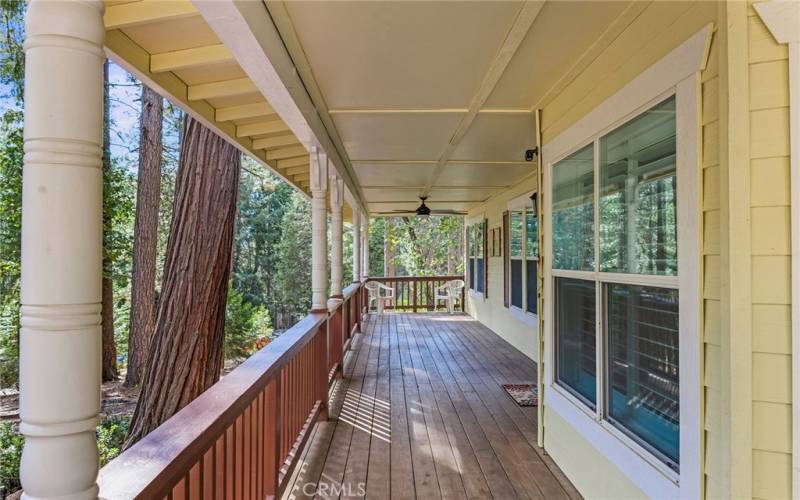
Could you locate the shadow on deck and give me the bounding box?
[282,313,582,500]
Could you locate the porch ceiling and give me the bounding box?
[268,0,633,215]
[101,0,354,221]
[103,0,637,218]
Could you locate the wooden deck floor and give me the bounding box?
[282,313,581,500]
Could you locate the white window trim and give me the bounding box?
[466,213,487,301]
[507,195,539,318]
[543,24,710,499]
[752,3,800,494]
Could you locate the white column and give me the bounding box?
[20,1,104,498]
[361,215,370,280]
[329,174,344,298]
[352,209,361,283]
[310,148,329,312]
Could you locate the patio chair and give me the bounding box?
[364,281,395,314]
[435,279,465,314]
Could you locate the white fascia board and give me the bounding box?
[193,0,368,215]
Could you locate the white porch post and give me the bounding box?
[20,1,104,498]
[310,147,329,312]
[352,209,361,283]
[361,215,370,280]
[329,174,344,299]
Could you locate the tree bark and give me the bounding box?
[125,116,241,447]
[101,59,118,382]
[125,85,163,388]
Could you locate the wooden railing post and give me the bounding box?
[412,280,418,313]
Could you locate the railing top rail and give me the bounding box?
[97,310,328,499]
[367,275,464,282]
[342,282,360,299]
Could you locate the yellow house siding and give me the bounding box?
[702,32,723,497]
[465,175,539,361]
[746,7,793,500]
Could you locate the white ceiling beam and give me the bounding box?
[252,133,299,150]
[423,1,544,194]
[236,120,290,138]
[193,0,368,214]
[215,102,276,122]
[151,44,234,73]
[104,1,198,30]
[362,186,505,191]
[188,77,258,101]
[265,145,307,161]
[327,108,531,115]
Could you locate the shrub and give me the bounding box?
[0,421,23,497]
[97,416,130,467]
[225,287,273,360]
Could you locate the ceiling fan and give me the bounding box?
[378,196,466,217]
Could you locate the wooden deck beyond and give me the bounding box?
[282,313,581,500]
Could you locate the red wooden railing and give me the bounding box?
[97,283,363,499]
[365,275,465,313]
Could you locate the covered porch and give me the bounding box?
[284,313,578,500]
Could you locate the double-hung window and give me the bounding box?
[543,28,706,497]
[467,219,486,296]
[506,196,538,316]
[549,93,693,482]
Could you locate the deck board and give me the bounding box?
[283,313,581,500]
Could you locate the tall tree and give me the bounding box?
[101,59,118,381]
[125,86,163,387]
[125,116,241,446]
[274,193,311,328]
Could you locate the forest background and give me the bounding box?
[0,3,463,495]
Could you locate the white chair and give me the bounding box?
[435,279,465,314]
[364,281,395,314]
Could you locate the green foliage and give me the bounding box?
[0,421,22,496]
[0,1,24,105]
[275,192,312,326]
[225,286,272,360]
[97,416,130,467]
[374,216,464,277]
[0,110,21,387]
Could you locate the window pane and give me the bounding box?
[469,258,475,290]
[525,259,537,314]
[599,96,677,275]
[476,222,484,258]
[606,283,679,468]
[510,211,523,258]
[476,257,484,293]
[511,260,522,308]
[555,277,596,406]
[553,145,595,271]
[526,211,538,258]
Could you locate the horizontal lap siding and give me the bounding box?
[703,31,724,499]
[538,2,718,498]
[747,8,792,500]
[465,176,539,361]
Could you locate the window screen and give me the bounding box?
[606,283,679,469]
[510,212,523,308]
[555,277,596,406]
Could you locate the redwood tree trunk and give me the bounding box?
[101,59,118,382]
[125,85,163,388]
[125,116,241,447]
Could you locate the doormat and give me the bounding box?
[502,384,538,406]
